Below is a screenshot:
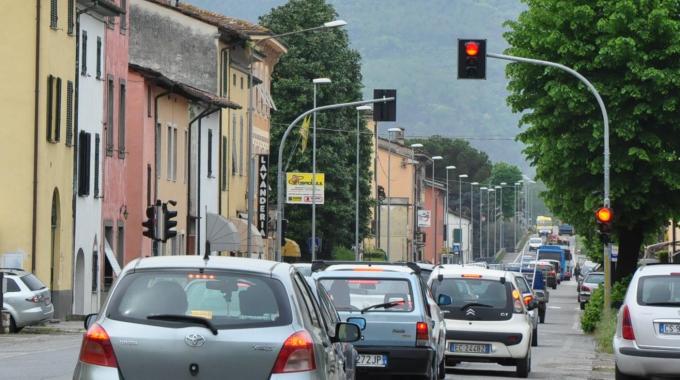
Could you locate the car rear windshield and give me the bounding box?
[637,275,680,306]
[107,270,292,329]
[585,273,604,284]
[319,278,414,312]
[21,274,46,291]
[530,238,542,244]
[431,278,513,321]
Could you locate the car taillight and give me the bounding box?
[512,289,523,313]
[25,296,41,303]
[416,322,429,346]
[78,323,118,367]
[622,305,635,341]
[272,331,316,373]
[523,295,533,306]
[581,285,591,292]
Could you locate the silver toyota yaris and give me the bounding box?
[73,256,360,380]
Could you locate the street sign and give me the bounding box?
[611,247,618,263]
[257,155,269,235]
[417,210,431,227]
[286,172,324,204]
[308,237,321,253]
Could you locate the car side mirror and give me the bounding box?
[611,300,623,310]
[346,317,366,331]
[333,322,361,343]
[84,313,97,330]
[437,294,452,306]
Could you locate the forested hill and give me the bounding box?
[188,0,528,170]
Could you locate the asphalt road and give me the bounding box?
[0,333,81,380]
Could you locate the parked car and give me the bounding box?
[613,264,680,379]
[513,274,539,347]
[429,266,536,378]
[533,261,557,290]
[314,261,446,379]
[73,256,360,380]
[558,224,574,236]
[528,237,543,251]
[578,272,604,310]
[1,268,54,332]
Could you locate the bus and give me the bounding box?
[537,245,566,280]
[536,216,553,236]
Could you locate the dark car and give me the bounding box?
[558,224,574,236]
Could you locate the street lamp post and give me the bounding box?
[354,105,372,260]
[246,20,346,257]
[494,186,500,254]
[386,127,402,259]
[431,156,443,262]
[445,166,457,257]
[458,174,468,262]
[311,77,331,261]
[514,181,521,251]
[500,182,507,251]
[479,186,487,261]
[488,188,494,258]
[410,144,424,261]
[470,182,478,262]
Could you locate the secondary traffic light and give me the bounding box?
[142,204,158,240]
[595,206,613,244]
[457,39,486,79]
[373,89,397,122]
[162,202,178,242]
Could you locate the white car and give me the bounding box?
[528,237,543,251]
[613,264,680,379]
[429,266,535,378]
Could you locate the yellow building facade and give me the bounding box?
[1,0,76,317]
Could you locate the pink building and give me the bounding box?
[421,180,446,264]
[101,0,130,300]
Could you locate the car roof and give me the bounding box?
[434,265,512,279]
[129,255,288,276]
[636,264,680,276]
[313,267,416,279]
[0,268,28,276]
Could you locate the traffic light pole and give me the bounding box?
[487,52,611,309]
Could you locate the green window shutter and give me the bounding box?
[55,78,62,142]
[66,80,73,146]
[46,75,53,142]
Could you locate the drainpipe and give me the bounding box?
[153,90,171,256]
[188,107,219,256]
[31,0,41,273]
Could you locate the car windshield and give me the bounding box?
[21,274,46,291]
[637,275,680,306]
[319,278,414,312]
[431,277,512,321]
[107,270,292,329]
[530,238,542,244]
[585,274,604,284]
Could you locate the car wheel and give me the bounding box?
[580,302,586,310]
[531,327,538,347]
[9,315,22,333]
[552,284,557,290]
[516,349,531,378]
[538,308,546,324]
[615,364,641,380]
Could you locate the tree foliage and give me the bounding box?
[488,162,523,217]
[260,0,370,259]
[504,0,680,280]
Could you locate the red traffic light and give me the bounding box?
[465,41,480,56]
[595,207,613,223]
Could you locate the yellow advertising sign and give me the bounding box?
[286,172,325,204]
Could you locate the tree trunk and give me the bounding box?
[615,224,644,282]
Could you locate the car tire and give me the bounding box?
[551,284,557,290]
[615,364,641,380]
[531,327,538,347]
[538,308,546,324]
[8,316,22,333]
[516,350,531,378]
[580,302,586,310]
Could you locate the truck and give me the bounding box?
[537,245,567,281]
[536,216,553,236]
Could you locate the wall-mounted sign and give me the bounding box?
[257,155,269,235]
[286,172,325,205]
[417,210,431,227]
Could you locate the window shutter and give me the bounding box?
[50,0,58,29]
[96,37,102,79]
[81,31,87,76]
[46,75,53,142]
[67,0,74,35]
[231,115,237,175]
[78,131,91,196]
[66,80,73,146]
[55,78,62,142]
[94,134,100,196]
[155,123,161,179]
[118,80,126,158]
[120,0,127,31]
[221,136,227,190]
[106,75,114,155]
[208,129,213,177]
[239,116,244,176]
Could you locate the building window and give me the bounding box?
[120,0,127,32]
[116,224,125,266]
[239,116,244,176]
[77,131,91,196]
[184,130,188,184]
[221,51,228,97]
[55,78,61,142]
[106,75,114,155]
[146,164,152,206]
[221,136,227,191]
[50,0,58,29]
[96,37,102,79]
[104,227,114,291]
[94,134,100,197]
[167,125,173,180]
[46,75,62,143]
[207,129,213,178]
[118,80,126,158]
[240,76,243,90]
[91,250,98,292]
[173,127,178,181]
[46,75,53,142]
[66,81,74,146]
[232,73,236,86]
[147,85,152,117]
[155,123,161,179]
[81,31,87,76]
[67,0,74,35]
[231,115,237,175]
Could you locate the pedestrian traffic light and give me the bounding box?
[595,206,613,244]
[458,39,486,79]
[162,202,178,242]
[142,204,157,240]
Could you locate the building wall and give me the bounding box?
[422,185,446,264]
[193,112,220,255]
[447,213,471,263]
[73,13,106,315]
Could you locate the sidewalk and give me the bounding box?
[590,351,615,379]
[20,320,85,335]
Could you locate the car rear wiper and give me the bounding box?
[459,302,493,310]
[644,302,680,307]
[147,314,218,335]
[361,300,404,314]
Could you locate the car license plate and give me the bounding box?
[356,354,387,367]
[450,343,491,354]
[660,323,680,335]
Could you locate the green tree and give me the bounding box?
[504,0,680,280]
[488,162,523,216]
[260,0,371,259]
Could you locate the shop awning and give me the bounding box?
[283,238,301,258]
[205,213,240,253]
[229,218,264,256]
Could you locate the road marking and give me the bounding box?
[548,306,561,309]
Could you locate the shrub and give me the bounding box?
[363,248,387,261]
[331,246,355,261]
[581,286,604,333]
